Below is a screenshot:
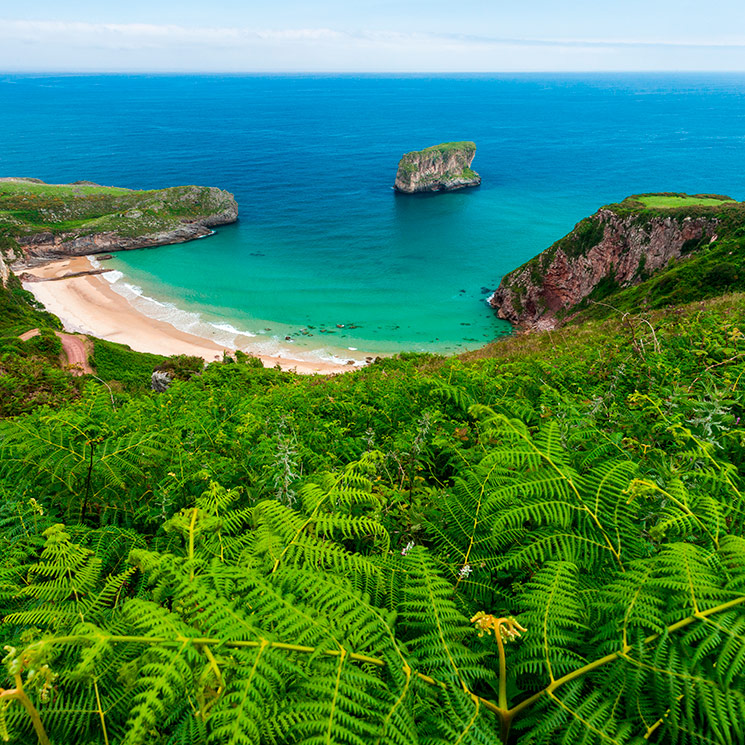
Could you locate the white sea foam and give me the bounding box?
[87,255,124,284]
[96,261,367,366]
[102,270,124,284]
[104,276,270,351]
[316,350,365,366]
[212,322,255,338]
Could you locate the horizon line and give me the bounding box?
[3,69,745,75]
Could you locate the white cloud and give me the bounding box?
[0,19,743,71]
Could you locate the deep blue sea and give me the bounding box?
[2,73,745,361]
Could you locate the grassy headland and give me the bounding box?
[492,192,745,329]
[0,177,237,258]
[419,140,477,155]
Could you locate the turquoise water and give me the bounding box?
[2,74,745,360]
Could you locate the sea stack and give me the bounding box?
[394,142,481,193]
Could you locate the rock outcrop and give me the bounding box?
[394,142,480,193]
[0,250,8,287]
[0,179,238,265]
[489,196,730,330]
[151,370,173,393]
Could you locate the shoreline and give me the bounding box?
[18,257,366,375]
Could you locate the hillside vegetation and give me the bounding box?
[636,194,736,208]
[0,276,744,743]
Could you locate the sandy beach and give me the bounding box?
[19,257,363,375]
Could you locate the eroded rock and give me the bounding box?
[489,197,728,330]
[394,142,481,193]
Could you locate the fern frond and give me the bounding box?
[398,547,486,687]
[515,561,587,684]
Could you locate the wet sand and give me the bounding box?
[19,257,362,375]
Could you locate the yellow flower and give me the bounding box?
[470,612,527,641]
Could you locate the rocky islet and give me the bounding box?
[394,141,481,193]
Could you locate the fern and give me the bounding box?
[2,303,745,743]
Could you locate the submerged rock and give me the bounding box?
[394,142,481,194]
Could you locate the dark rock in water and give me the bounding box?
[394,142,481,194]
[19,268,110,283]
[151,370,173,393]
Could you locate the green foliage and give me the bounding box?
[0,268,78,416]
[554,216,606,260]
[573,224,745,323]
[636,194,735,208]
[498,194,745,327]
[155,354,205,381]
[0,327,81,417]
[90,338,167,390]
[23,329,62,359]
[0,273,60,337]
[419,142,477,155]
[1,295,745,743]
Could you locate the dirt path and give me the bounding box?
[18,328,40,342]
[19,328,94,376]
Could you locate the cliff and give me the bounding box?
[394,142,480,193]
[490,194,744,330]
[0,250,8,287]
[0,178,238,266]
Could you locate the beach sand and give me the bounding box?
[19,257,363,375]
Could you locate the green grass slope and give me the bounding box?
[0,176,744,741]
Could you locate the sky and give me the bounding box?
[2,1,745,73]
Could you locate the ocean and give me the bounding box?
[2,73,745,362]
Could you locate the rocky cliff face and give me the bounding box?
[0,250,8,287]
[1,180,239,266]
[490,203,722,330]
[18,219,226,260]
[394,142,481,193]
